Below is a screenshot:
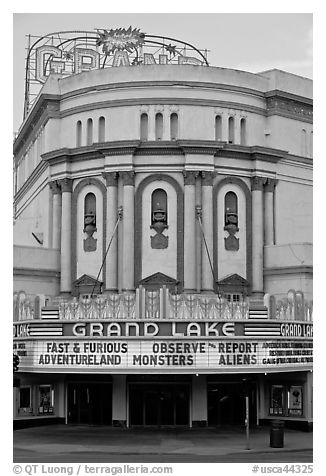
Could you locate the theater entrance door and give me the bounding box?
[207,381,257,426]
[67,382,112,425]
[129,383,190,427]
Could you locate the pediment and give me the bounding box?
[73,274,103,287]
[140,272,179,286]
[218,273,249,287]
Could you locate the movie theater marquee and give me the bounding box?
[13,319,313,374]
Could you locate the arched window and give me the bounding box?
[151,188,168,229]
[228,116,234,144]
[86,118,93,146]
[98,116,105,142]
[301,129,307,156]
[140,113,148,141]
[84,193,96,227]
[155,113,163,141]
[224,191,238,228]
[240,118,246,145]
[215,115,222,141]
[76,120,82,147]
[170,113,178,140]
[83,192,97,252]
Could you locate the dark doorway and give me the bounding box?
[67,383,112,425]
[207,382,256,426]
[129,384,189,427]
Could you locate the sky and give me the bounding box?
[13,12,313,132]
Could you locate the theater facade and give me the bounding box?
[13,28,313,430]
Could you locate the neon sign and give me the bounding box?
[24,28,209,117]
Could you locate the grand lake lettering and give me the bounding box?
[71,321,235,337]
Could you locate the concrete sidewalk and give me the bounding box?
[14,425,313,457]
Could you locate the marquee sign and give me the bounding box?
[24,28,209,118]
[13,338,313,374]
[13,320,313,339]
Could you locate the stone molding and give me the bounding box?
[14,160,48,203]
[251,176,266,192]
[264,178,278,193]
[58,177,73,193]
[264,265,313,276]
[102,171,119,187]
[183,170,198,186]
[120,171,135,186]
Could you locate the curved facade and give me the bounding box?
[13,43,313,429]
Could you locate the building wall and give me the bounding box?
[13,64,313,297]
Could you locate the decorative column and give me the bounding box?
[49,181,62,249]
[183,171,197,293]
[201,171,215,293]
[58,178,73,295]
[264,178,278,246]
[121,171,135,292]
[234,114,241,145]
[251,176,265,298]
[102,172,119,292]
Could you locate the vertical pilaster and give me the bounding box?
[251,176,265,297]
[221,113,228,142]
[148,110,155,141]
[183,171,197,293]
[49,181,62,249]
[121,171,135,292]
[58,178,73,295]
[163,109,170,140]
[264,178,277,246]
[201,171,215,293]
[195,178,202,293]
[234,114,241,145]
[102,172,119,292]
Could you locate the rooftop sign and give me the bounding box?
[24,27,209,118]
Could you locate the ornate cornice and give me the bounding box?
[102,171,119,187]
[251,176,266,191]
[120,171,135,186]
[135,141,183,156]
[58,177,73,193]
[178,140,224,156]
[13,95,61,158]
[264,178,278,193]
[49,180,61,195]
[183,170,198,186]
[41,141,290,166]
[266,90,313,123]
[42,141,140,164]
